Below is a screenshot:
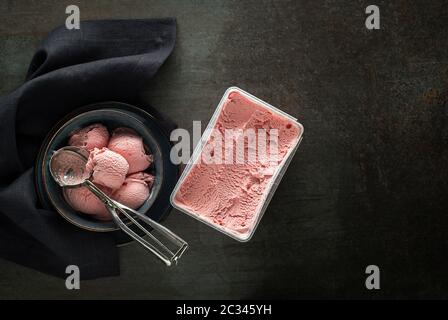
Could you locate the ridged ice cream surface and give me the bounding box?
[108,128,153,174]
[64,184,113,221]
[112,172,154,210]
[68,123,110,152]
[174,90,301,239]
[86,147,129,190]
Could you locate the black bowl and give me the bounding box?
[35,102,179,245]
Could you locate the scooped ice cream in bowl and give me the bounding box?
[50,143,186,266]
[63,126,153,221]
[35,103,187,265]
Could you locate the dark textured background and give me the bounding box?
[1,0,447,299]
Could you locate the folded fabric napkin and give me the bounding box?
[0,18,177,279]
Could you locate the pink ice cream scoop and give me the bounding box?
[86,147,129,190]
[108,127,153,174]
[68,123,110,152]
[64,184,113,221]
[111,172,154,209]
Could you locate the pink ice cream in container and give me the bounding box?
[171,87,304,241]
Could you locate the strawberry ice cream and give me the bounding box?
[86,147,129,190]
[112,172,155,209]
[64,172,154,221]
[68,123,110,152]
[173,89,302,240]
[64,184,113,221]
[64,124,155,221]
[108,128,153,174]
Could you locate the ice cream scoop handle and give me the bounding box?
[83,180,188,266]
[107,205,174,266]
[115,200,188,249]
[111,202,188,266]
[83,180,114,205]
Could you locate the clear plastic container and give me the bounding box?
[170,87,304,241]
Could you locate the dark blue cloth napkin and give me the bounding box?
[0,18,176,279]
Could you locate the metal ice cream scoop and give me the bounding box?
[49,146,188,266]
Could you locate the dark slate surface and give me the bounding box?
[0,0,447,299]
